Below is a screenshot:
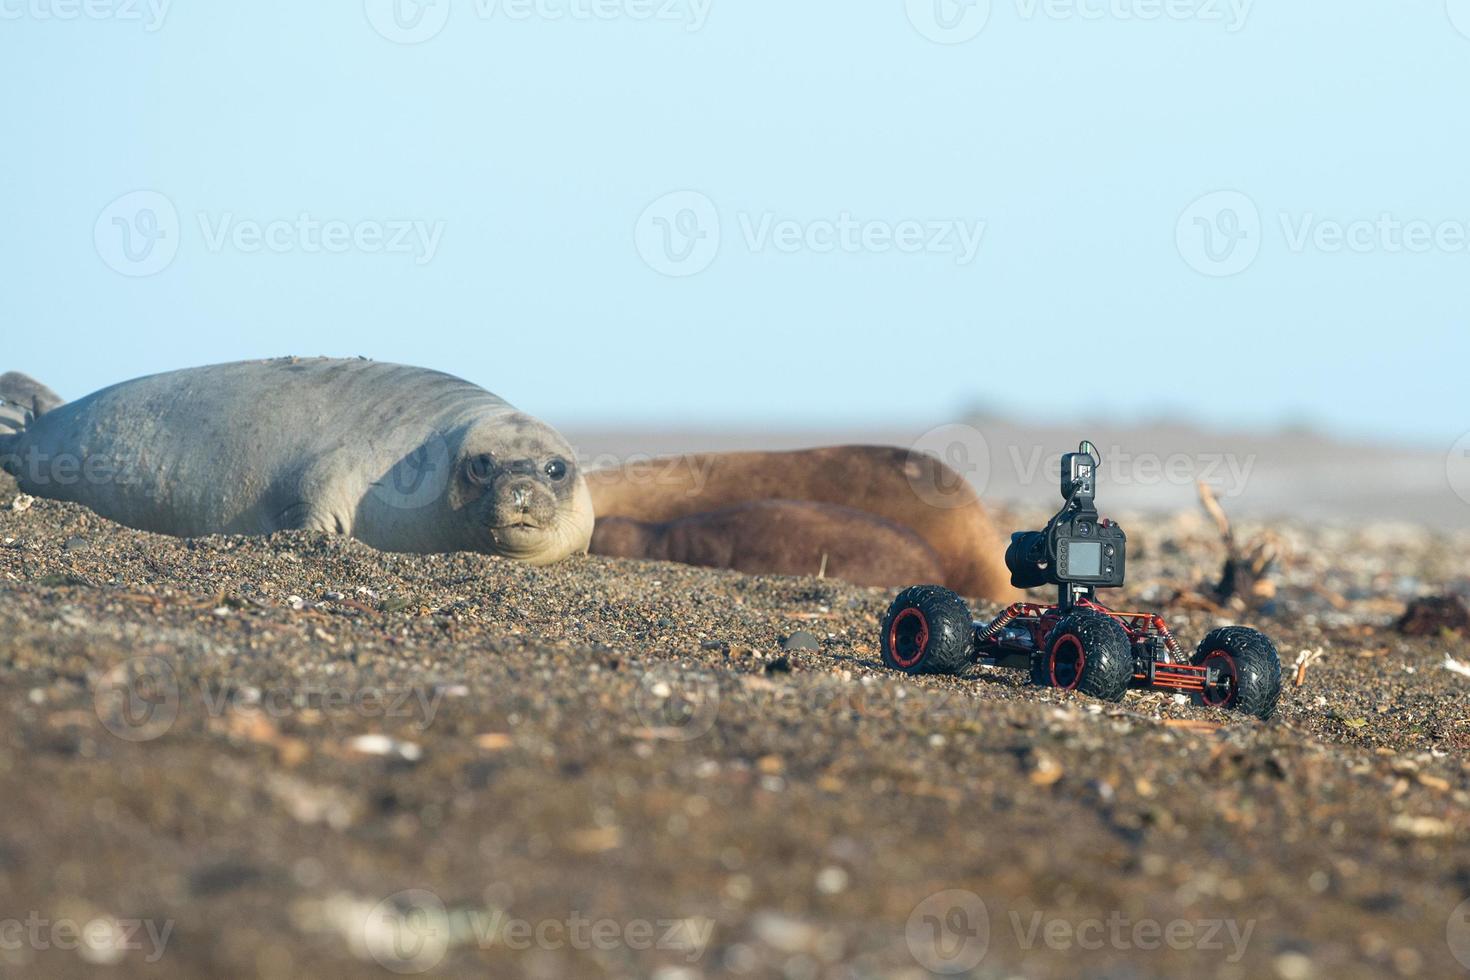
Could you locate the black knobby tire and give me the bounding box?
[1192,626,1282,720]
[880,586,974,676]
[1028,648,1052,688]
[1039,611,1134,702]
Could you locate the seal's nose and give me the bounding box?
[489,458,555,529]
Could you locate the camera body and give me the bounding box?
[1006,442,1127,592]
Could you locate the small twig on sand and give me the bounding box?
[1293,648,1325,687]
[816,553,828,580]
[1162,718,1223,733]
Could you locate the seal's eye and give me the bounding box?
[544,458,569,482]
[465,453,497,486]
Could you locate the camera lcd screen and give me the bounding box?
[1065,541,1103,578]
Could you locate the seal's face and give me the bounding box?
[453,417,594,564]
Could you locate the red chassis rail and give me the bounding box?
[973,598,1214,695]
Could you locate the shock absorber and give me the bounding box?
[1153,616,1183,663]
[976,603,1025,642]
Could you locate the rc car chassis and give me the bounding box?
[880,587,1283,719]
[879,441,1283,719]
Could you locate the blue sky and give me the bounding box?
[2,1,1467,446]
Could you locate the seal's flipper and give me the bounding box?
[269,501,348,537]
[0,372,63,429]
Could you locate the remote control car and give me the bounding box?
[879,441,1282,719]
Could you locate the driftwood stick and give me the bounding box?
[1197,481,1280,604]
[1197,480,1234,547]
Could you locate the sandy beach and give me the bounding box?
[2,465,1468,978]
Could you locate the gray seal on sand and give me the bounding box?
[0,358,594,564]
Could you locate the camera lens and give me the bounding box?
[1005,531,1051,589]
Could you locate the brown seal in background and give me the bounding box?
[591,499,946,589]
[587,445,1020,602]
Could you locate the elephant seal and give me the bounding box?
[0,358,593,564]
[0,372,63,419]
[587,446,1020,602]
[591,499,946,588]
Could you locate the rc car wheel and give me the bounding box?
[1029,647,1052,688]
[880,586,974,675]
[1038,611,1134,702]
[1192,627,1282,720]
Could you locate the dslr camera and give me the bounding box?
[1005,441,1127,592]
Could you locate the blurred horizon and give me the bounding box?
[563,415,1470,528]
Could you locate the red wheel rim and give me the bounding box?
[1049,634,1085,690]
[1201,651,1238,706]
[888,608,929,669]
